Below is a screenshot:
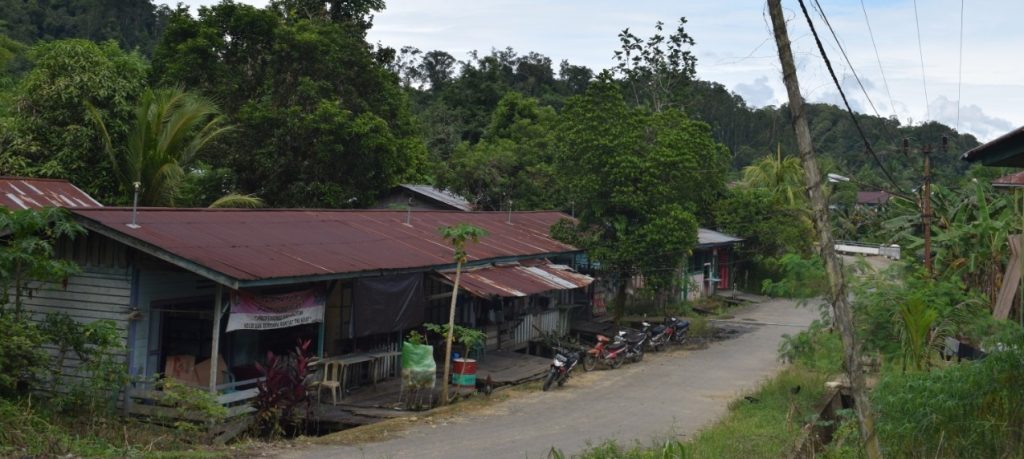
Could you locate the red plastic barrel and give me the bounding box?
[451,358,477,394]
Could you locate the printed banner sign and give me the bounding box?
[226,288,325,332]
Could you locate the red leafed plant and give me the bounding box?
[252,339,313,438]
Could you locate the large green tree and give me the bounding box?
[439,92,562,210]
[0,39,148,202]
[553,76,728,316]
[152,2,425,207]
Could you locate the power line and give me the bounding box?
[811,0,882,120]
[954,0,962,131]
[811,0,900,147]
[859,0,897,119]
[796,0,905,194]
[913,0,931,121]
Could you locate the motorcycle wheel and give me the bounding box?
[611,353,624,369]
[636,348,644,362]
[582,354,596,372]
[542,369,557,391]
[655,340,665,352]
[557,374,567,387]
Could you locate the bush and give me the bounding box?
[778,320,843,374]
[872,341,1024,458]
[0,312,46,395]
[760,254,828,299]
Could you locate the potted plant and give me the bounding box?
[426,323,486,395]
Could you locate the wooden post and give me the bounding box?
[209,284,223,394]
[923,144,933,276]
[767,1,883,457]
[440,262,463,406]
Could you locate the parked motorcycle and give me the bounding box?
[542,344,583,391]
[666,317,691,344]
[643,317,691,351]
[582,329,646,370]
[618,329,647,363]
[582,333,627,370]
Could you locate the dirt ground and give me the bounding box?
[273,297,819,459]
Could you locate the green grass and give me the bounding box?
[570,366,829,459]
[683,367,828,458]
[0,397,231,458]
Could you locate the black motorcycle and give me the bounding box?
[615,329,647,363]
[542,345,583,391]
[644,317,691,351]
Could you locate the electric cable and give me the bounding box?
[913,0,931,121]
[859,0,897,118]
[796,0,905,195]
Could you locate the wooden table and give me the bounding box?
[325,351,401,398]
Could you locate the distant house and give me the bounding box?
[856,191,891,207]
[22,208,589,396]
[377,184,474,211]
[0,176,102,210]
[685,228,743,300]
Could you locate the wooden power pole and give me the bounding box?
[767,1,883,457]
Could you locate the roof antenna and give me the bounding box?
[507,199,513,224]
[405,197,413,225]
[127,181,141,229]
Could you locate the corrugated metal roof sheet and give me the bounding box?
[696,228,742,248]
[0,177,102,210]
[437,259,593,298]
[71,208,578,287]
[993,171,1024,189]
[399,184,474,211]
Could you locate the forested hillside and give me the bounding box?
[0,0,984,214]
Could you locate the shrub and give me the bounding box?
[778,320,843,374]
[760,254,828,299]
[0,312,46,395]
[872,340,1024,458]
[253,339,313,439]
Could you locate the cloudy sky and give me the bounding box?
[183,0,1023,142]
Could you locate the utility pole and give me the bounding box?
[767,2,883,458]
[923,141,933,276]
[904,136,939,277]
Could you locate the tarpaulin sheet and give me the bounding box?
[352,273,425,337]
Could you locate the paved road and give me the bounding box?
[279,298,818,459]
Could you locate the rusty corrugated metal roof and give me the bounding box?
[993,171,1024,189]
[437,259,593,298]
[70,208,578,287]
[0,177,102,210]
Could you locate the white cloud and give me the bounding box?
[733,76,775,107]
[929,95,1014,140]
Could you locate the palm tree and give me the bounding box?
[89,87,231,206]
[740,145,806,209]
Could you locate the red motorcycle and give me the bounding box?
[582,330,646,370]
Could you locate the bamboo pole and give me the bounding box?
[767,2,883,457]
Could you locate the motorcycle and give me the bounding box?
[618,329,647,363]
[582,329,646,370]
[643,317,691,351]
[666,317,691,344]
[542,344,583,391]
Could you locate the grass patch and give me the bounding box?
[683,366,828,458]
[0,397,231,458]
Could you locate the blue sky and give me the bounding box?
[183,0,1024,142]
